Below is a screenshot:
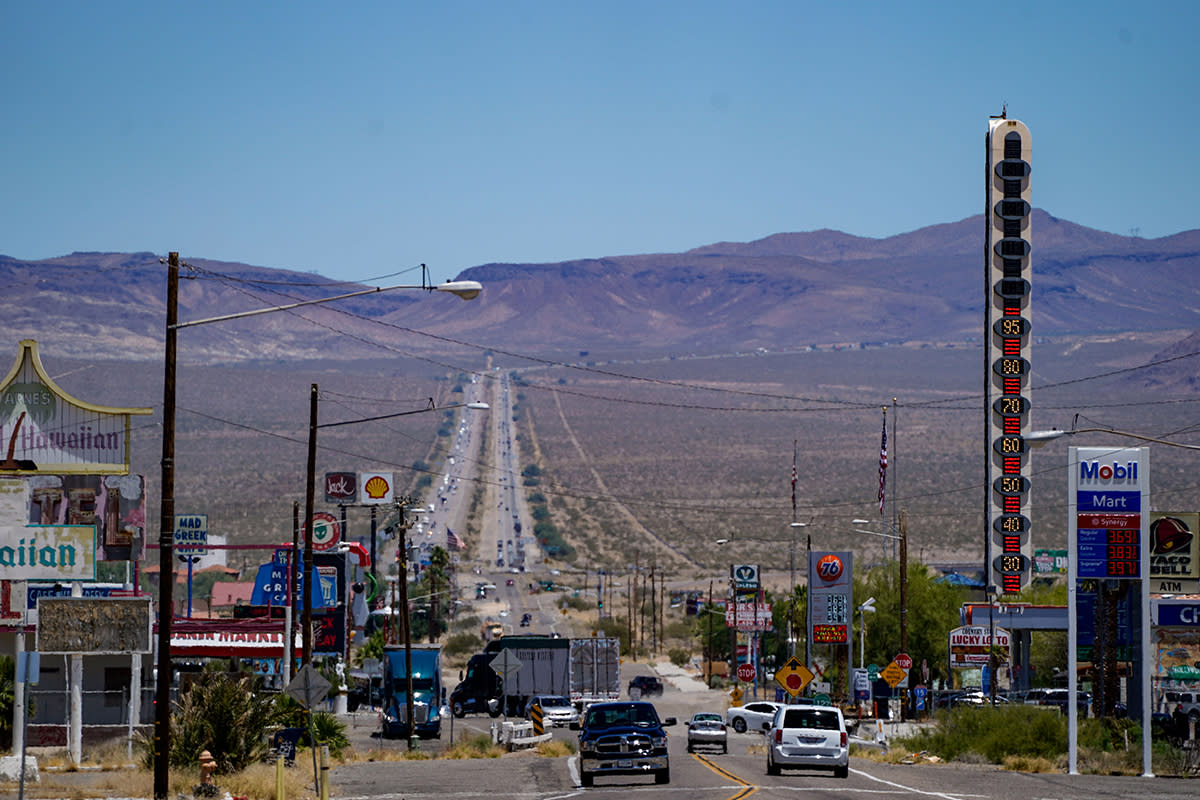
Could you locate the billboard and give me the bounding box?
[1149,512,1199,594]
[808,551,852,645]
[24,473,146,561]
[37,596,152,654]
[0,340,152,474]
[949,625,1011,668]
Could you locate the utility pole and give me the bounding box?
[395,502,416,750]
[302,383,318,666]
[899,509,908,720]
[648,565,656,656]
[153,251,179,800]
[706,580,714,685]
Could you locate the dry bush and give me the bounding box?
[1001,754,1058,773]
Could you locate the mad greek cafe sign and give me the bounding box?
[0,340,152,474]
[0,478,96,580]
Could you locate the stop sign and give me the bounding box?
[736,663,756,682]
[894,652,913,670]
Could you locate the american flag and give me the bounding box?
[446,528,463,551]
[878,410,888,514]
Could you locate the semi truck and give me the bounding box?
[449,635,620,717]
[381,643,444,739]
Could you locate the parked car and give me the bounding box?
[1039,689,1091,715]
[726,700,783,734]
[627,675,664,697]
[524,694,579,727]
[574,701,676,787]
[764,704,849,778]
[686,712,727,753]
[1164,690,1200,723]
[948,691,1008,708]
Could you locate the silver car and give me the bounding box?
[764,705,849,778]
[524,694,579,727]
[686,712,727,753]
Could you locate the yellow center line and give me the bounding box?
[692,753,757,800]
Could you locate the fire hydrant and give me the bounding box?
[199,750,217,786]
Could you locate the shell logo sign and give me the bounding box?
[816,554,845,582]
[359,471,394,505]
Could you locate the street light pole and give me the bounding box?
[788,522,805,658]
[153,262,481,798]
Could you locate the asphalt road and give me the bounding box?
[331,665,1200,800]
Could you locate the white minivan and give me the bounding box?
[764,704,849,779]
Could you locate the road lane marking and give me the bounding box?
[853,766,987,799]
[694,752,758,800]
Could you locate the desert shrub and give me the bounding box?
[668,648,690,667]
[442,733,505,759]
[444,631,483,658]
[139,670,290,773]
[901,705,1066,763]
[305,711,350,759]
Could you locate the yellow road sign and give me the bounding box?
[774,656,815,697]
[881,661,907,688]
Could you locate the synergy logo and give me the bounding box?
[816,554,844,582]
[1079,460,1139,483]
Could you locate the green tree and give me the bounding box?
[852,561,966,688]
[0,655,14,751]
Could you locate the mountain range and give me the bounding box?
[6,209,1199,367]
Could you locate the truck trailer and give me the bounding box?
[450,634,571,717]
[569,637,621,707]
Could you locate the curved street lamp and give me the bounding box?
[155,255,481,799]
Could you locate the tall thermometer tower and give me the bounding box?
[985,115,1033,595]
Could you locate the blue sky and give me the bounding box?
[3,2,1197,285]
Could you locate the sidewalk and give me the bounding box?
[652,661,711,693]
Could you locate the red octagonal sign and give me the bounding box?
[894,652,913,670]
[737,663,756,683]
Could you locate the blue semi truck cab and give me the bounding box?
[381,643,443,739]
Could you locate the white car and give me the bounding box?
[765,704,849,778]
[726,701,783,734]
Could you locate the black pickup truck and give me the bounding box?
[573,701,676,787]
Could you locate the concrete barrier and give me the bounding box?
[497,720,552,751]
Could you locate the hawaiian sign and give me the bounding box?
[0,340,151,474]
[0,478,96,580]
